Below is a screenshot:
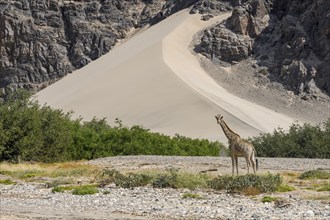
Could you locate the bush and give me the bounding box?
[261,196,277,203]
[52,185,76,193]
[0,90,224,162]
[72,185,99,195]
[100,168,209,190]
[100,169,152,188]
[317,184,330,192]
[250,120,330,158]
[208,173,282,194]
[299,170,330,180]
[276,184,295,192]
[152,168,179,188]
[116,173,152,188]
[52,184,99,195]
[0,179,16,185]
[0,90,75,162]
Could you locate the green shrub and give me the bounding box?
[103,190,111,195]
[208,173,282,194]
[52,184,99,195]
[299,170,330,180]
[175,172,210,190]
[250,120,330,158]
[0,90,224,163]
[52,185,76,193]
[317,184,330,192]
[261,196,277,203]
[0,179,16,185]
[115,173,152,188]
[100,169,152,188]
[100,168,209,190]
[2,90,328,162]
[276,184,296,192]
[72,185,99,195]
[152,168,179,188]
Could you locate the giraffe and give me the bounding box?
[215,114,257,175]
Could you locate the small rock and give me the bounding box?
[303,210,315,217]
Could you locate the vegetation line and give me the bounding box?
[0,90,329,163]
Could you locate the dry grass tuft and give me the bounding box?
[0,161,100,180]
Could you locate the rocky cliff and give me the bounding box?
[196,0,330,99]
[1,0,329,100]
[0,0,224,97]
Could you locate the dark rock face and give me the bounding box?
[196,0,270,63]
[155,0,330,100]
[197,24,252,62]
[1,0,329,100]
[197,0,330,98]
[257,0,330,98]
[0,0,73,95]
[0,0,211,97]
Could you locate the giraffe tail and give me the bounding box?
[253,147,258,171]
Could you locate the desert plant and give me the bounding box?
[299,170,330,180]
[52,185,76,193]
[72,185,99,195]
[175,172,210,190]
[208,173,282,194]
[116,173,152,188]
[0,90,225,163]
[317,184,330,192]
[100,168,210,190]
[0,179,16,185]
[52,184,99,195]
[276,184,296,192]
[103,190,111,195]
[261,196,277,203]
[100,169,152,188]
[250,120,330,158]
[152,168,179,188]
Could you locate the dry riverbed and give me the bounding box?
[1,156,329,219]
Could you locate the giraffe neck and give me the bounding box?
[219,121,240,142]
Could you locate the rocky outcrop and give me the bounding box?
[1,0,227,97]
[255,0,330,99]
[196,0,270,63]
[197,0,330,99]
[2,0,328,100]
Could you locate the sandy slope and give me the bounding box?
[36,10,296,142]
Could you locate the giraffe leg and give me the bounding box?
[235,156,239,175]
[250,153,256,174]
[245,156,250,174]
[231,155,235,176]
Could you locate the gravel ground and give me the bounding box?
[1,156,330,220]
[88,156,330,174]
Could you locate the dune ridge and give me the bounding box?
[36,10,296,142]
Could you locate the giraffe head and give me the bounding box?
[215,114,223,125]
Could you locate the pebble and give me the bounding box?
[304,210,315,217]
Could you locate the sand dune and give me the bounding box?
[36,10,296,142]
